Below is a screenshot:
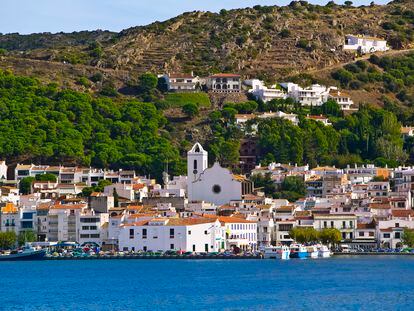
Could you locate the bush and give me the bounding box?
[280,29,291,38]
[182,103,199,118]
[90,72,104,83]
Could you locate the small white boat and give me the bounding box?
[318,245,331,258]
[263,245,290,260]
[306,246,319,258]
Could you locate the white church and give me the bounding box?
[187,143,253,206]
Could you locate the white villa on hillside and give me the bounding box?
[328,89,354,110]
[343,35,389,54]
[162,73,200,92]
[247,79,286,102]
[280,83,330,106]
[207,74,241,93]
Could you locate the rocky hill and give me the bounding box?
[1,0,414,85]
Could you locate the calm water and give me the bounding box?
[1,256,414,310]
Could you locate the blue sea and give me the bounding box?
[1,256,414,310]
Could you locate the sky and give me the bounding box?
[1,0,390,35]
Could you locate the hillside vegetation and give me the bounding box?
[1,0,414,82]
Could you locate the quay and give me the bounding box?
[45,254,264,260]
[334,252,414,256]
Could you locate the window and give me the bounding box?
[188,230,191,235]
[384,233,391,238]
[143,246,147,252]
[170,244,174,250]
[82,226,89,230]
[142,228,147,239]
[129,229,134,239]
[359,232,364,237]
[331,221,334,228]
[170,228,175,238]
[323,221,327,228]
[369,232,374,237]
[212,185,221,194]
[395,232,401,239]
[342,221,346,228]
[205,244,208,252]
[204,230,208,235]
[193,160,197,170]
[395,223,400,228]
[193,245,196,252]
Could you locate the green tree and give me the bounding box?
[35,173,57,182]
[138,73,158,94]
[344,1,353,6]
[0,231,17,250]
[402,229,414,247]
[182,103,199,118]
[19,177,35,195]
[319,228,342,247]
[321,99,341,117]
[17,230,37,246]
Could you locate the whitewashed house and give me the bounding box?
[207,74,241,92]
[247,79,286,102]
[118,217,224,252]
[77,209,109,246]
[328,90,354,110]
[281,83,329,106]
[163,73,200,92]
[343,35,389,54]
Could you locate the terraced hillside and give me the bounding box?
[0,0,414,83]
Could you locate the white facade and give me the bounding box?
[163,73,200,92]
[119,218,224,252]
[248,79,286,102]
[343,35,389,54]
[0,161,7,180]
[207,74,241,92]
[281,83,329,106]
[78,210,109,246]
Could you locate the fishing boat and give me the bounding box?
[289,244,307,259]
[263,245,290,260]
[0,245,46,261]
[318,245,331,258]
[306,245,319,258]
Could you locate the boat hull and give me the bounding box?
[0,250,46,261]
[307,251,319,258]
[319,251,331,258]
[290,251,307,259]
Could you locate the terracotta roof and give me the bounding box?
[133,184,146,190]
[392,210,414,218]
[357,222,376,229]
[1,203,18,214]
[233,175,247,182]
[51,203,86,210]
[369,203,391,210]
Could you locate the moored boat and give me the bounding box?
[0,246,46,261]
[306,245,319,258]
[318,245,331,258]
[263,245,290,260]
[289,244,307,259]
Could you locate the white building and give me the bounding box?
[119,217,224,252]
[328,90,354,110]
[247,79,286,102]
[0,161,7,180]
[77,209,109,246]
[207,74,241,93]
[163,73,200,92]
[281,83,329,106]
[343,35,389,54]
[218,216,257,251]
[187,143,253,206]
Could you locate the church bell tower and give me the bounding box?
[187,142,208,200]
